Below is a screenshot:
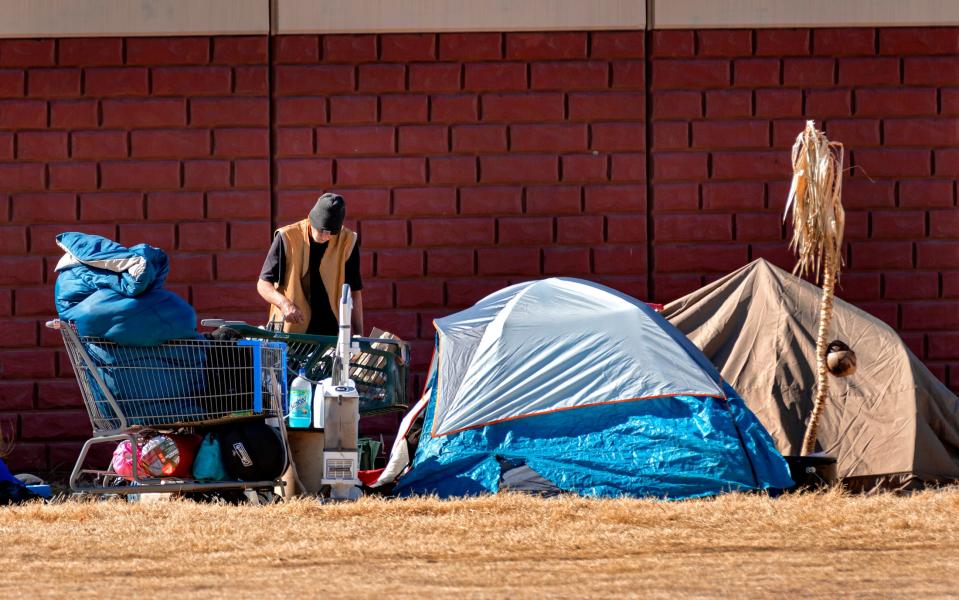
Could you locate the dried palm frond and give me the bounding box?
[784,121,846,456]
[784,120,845,285]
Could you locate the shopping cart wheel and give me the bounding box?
[69,492,104,502]
[242,488,277,505]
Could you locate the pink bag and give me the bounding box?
[111,439,143,480]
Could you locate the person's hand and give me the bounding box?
[281,299,304,324]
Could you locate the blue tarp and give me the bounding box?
[54,232,196,345]
[0,457,20,487]
[396,375,792,499]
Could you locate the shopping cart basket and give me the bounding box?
[47,319,289,496]
[201,320,410,417]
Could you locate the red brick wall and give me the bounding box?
[0,28,956,474]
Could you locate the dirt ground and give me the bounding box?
[1,488,957,598]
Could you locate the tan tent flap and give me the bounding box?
[663,259,959,489]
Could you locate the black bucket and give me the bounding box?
[783,455,838,491]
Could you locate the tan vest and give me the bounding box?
[268,219,357,334]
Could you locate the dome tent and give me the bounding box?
[374,278,792,499]
[664,259,959,491]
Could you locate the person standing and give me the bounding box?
[257,193,365,497]
[257,192,364,336]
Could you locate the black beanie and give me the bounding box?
[309,193,346,233]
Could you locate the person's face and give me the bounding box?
[310,225,332,243]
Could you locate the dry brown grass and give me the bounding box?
[2,488,958,598]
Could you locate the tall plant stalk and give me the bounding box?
[783,120,846,456]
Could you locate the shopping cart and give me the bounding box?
[47,319,289,497]
[201,320,410,417]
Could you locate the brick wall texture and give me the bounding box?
[0,28,956,473]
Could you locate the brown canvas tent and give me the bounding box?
[663,259,959,491]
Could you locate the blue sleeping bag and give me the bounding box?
[82,341,206,426]
[54,233,204,424]
[54,232,197,345]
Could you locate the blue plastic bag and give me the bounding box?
[192,433,229,481]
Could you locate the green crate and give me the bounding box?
[222,324,409,416]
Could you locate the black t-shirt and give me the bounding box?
[259,235,363,336]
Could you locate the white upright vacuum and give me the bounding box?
[314,284,362,501]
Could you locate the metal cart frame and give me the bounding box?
[48,319,290,497]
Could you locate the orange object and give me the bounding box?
[140,433,203,478]
[357,468,385,487]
